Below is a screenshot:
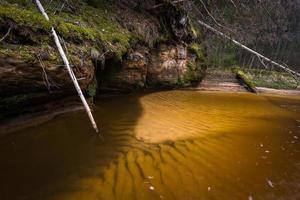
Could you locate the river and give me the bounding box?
[0,90,300,200]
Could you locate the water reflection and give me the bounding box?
[0,91,299,200]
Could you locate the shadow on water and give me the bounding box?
[0,91,300,200]
[0,93,147,200]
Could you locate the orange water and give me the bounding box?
[0,91,300,200]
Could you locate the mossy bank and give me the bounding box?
[0,0,205,119]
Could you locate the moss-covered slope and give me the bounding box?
[0,0,204,118]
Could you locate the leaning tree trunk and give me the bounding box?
[197,20,300,78]
[34,0,99,133]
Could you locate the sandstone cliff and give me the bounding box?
[0,0,205,118]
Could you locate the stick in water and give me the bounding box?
[197,20,300,77]
[34,0,99,133]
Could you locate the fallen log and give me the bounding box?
[34,0,99,133]
[197,20,300,78]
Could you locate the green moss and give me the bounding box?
[57,22,97,41]
[237,71,256,88]
[0,45,36,62]
[0,3,96,42]
[77,4,135,59]
[232,66,256,92]
[232,67,299,90]
[0,4,52,31]
[191,25,199,38]
[190,22,202,39]
[56,4,130,44]
[100,31,134,61]
[0,1,134,59]
[86,78,97,97]
[187,61,197,71]
[176,78,184,86]
[241,69,298,89]
[180,61,203,85]
[188,43,204,61]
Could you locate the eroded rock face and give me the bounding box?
[0,44,95,119]
[147,44,188,86]
[0,0,199,119]
[98,46,149,90]
[0,46,94,98]
[100,43,201,89]
[114,50,148,87]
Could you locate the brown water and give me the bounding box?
[0,91,300,200]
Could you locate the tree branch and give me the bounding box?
[0,26,12,42]
[197,19,300,77]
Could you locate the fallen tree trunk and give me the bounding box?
[197,20,300,78]
[34,0,99,133]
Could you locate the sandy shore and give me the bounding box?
[185,81,248,93]
[186,80,300,96]
[256,87,300,96]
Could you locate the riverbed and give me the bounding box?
[0,91,300,200]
